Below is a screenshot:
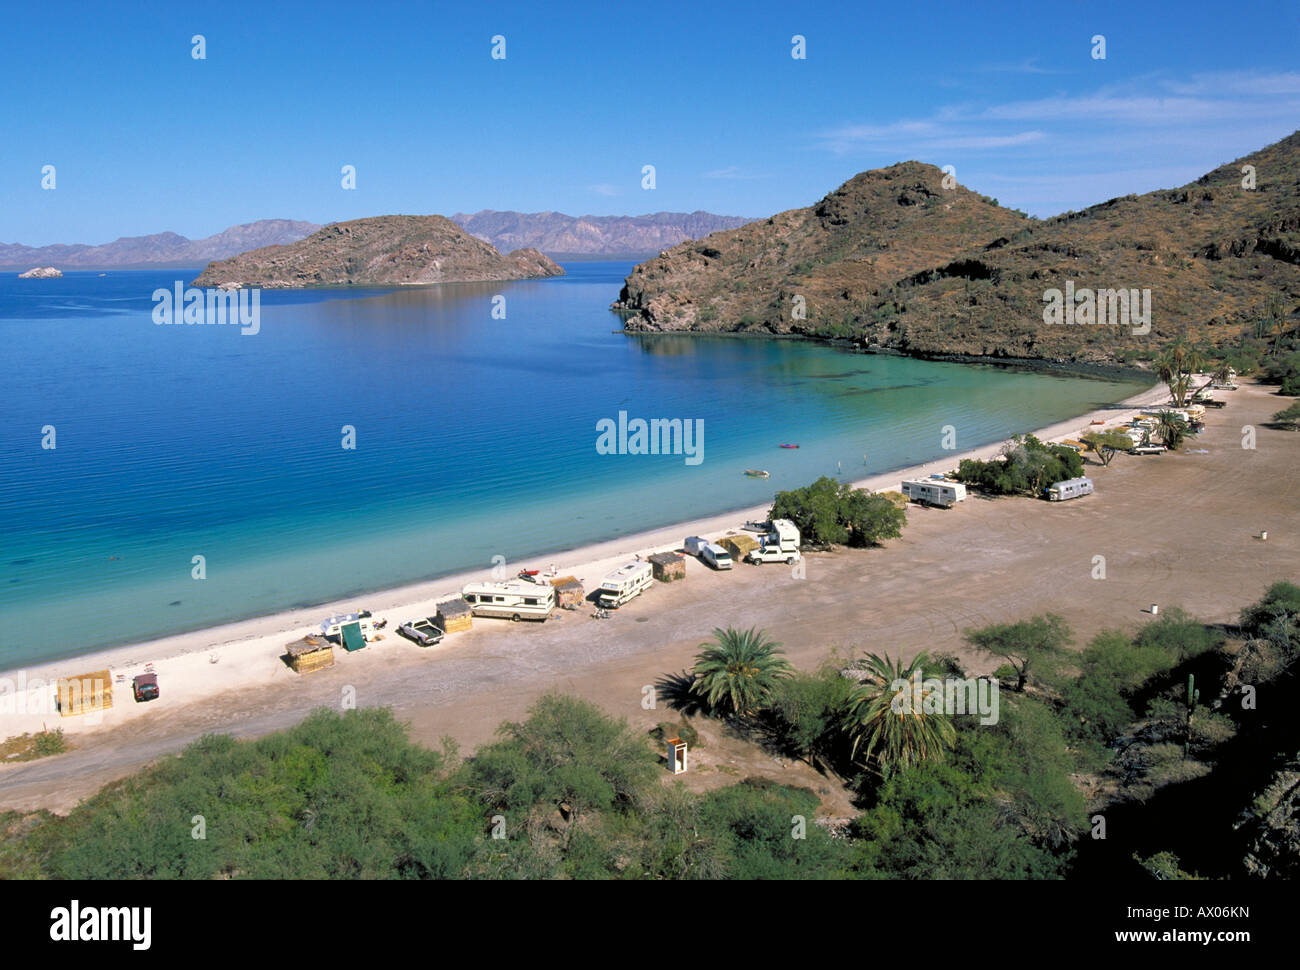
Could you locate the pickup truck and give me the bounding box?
[397,617,445,647]
[747,544,802,565]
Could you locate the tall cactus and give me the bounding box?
[1184,673,1200,758]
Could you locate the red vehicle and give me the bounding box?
[132,673,159,703]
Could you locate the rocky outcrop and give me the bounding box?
[17,266,62,278]
[192,215,564,288]
[1238,755,1300,878]
[451,210,752,258]
[613,130,1300,365]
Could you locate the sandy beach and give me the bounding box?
[4,375,1297,813]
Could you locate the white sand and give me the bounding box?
[0,377,1170,740]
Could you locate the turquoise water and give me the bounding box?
[0,264,1150,667]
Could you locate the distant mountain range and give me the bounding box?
[614,130,1300,365]
[0,220,319,269]
[2,211,752,270]
[450,210,753,258]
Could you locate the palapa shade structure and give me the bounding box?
[57,669,113,716]
[720,533,758,560]
[436,597,473,633]
[285,635,335,674]
[550,576,585,608]
[648,551,685,582]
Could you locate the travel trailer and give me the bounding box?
[901,479,968,508]
[684,536,710,557]
[701,543,733,570]
[462,580,556,621]
[320,610,375,641]
[747,518,802,564]
[1046,477,1094,502]
[597,560,654,608]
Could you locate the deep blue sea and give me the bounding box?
[0,264,1150,667]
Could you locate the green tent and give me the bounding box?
[341,621,365,652]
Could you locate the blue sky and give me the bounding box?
[2,0,1298,244]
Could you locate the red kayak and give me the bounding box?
[518,569,539,577]
[779,443,799,449]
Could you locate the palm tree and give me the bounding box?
[842,651,956,776]
[1155,410,1188,450]
[690,626,793,717]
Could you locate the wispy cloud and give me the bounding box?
[980,56,1069,76]
[589,183,620,197]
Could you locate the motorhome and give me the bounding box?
[462,580,556,621]
[1046,476,1094,502]
[747,518,802,564]
[320,610,375,641]
[900,479,968,508]
[701,543,733,570]
[597,560,655,607]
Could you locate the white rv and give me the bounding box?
[320,610,375,640]
[746,519,802,564]
[1047,477,1094,502]
[462,580,556,621]
[598,560,654,608]
[683,536,710,557]
[901,479,967,508]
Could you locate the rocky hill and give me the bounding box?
[0,219,319,269]
[614,131,1300,365]
[451,210,752,258]
[192,215,563,288]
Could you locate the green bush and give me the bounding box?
[955,434,1083,497]
[770,476,907,548]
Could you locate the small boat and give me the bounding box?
[1090,420,1105,425]
[744,469,770,478]
[779,443,799,449]
[518,569,540,577]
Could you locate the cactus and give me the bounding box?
[1184,673,1201,757]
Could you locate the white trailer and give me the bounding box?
[683,536,710,557]
[597,560,654,608]
[462,580,556,621]
[900,479,967,508]
[320,610,375,640]
[1046,476,1094,502]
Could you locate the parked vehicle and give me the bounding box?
[132,673,159,703]
[397,617,445,646]
[746,517,801,564]
[1128,444,1164,456]
[684,536,710,557]
[462,580,557,621]
[320,609,375,641]
[1046,476,1094,501]
[597,561,654,608]
[701,543,734,570]
[900,479,967,508]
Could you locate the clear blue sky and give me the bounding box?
[2,0,1297,244]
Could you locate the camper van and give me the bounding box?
[1046,477,1094,502]
[684,536,710,557]
[320,610,375,641]
[462,580,557,621]
[746,518,802,564]
[598,560,654,608]
[701,543,733,570]
[901,479,968,508]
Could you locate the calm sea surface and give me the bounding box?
[0,263,1150,666]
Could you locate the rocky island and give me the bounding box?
[193,215,564,288]
[613,131,1300,365]
[17,266,63,278]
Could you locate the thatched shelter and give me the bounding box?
[56,669,113,716]
[436,597,473,633]
[285,635,335,674]
[648,551,685,582]
[551,576,585,608]
[720,533,758,560]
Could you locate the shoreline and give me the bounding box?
[0,377,1168,739]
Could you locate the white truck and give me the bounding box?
[597,560,654,608]
[747,518,802,565]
